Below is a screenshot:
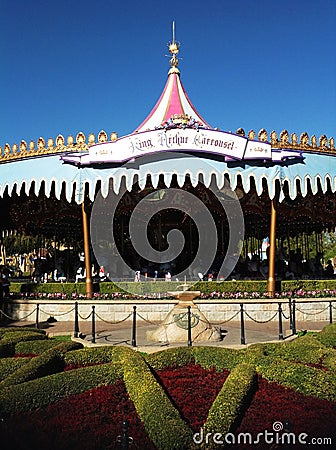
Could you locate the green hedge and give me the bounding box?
[122,348,193,450]
[0,357,32,382]
[0,341,83,388]
[15,339,69,355]
[201,363,257,448]
[0,362,123,417]
[10,279,336,297]
[254,334,329,365]
[64,346,129,367]
[0,331,47,348]
[259,358,336,402]
[0,329,58,357]
[318,323,336,348]
[0,327,46,338]
[323,351,336,370]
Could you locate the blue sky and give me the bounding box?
[1,0,335,148]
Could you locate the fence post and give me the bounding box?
[187,305,192,347]
[132,306,137,347]
[278,302,283,340]
[288,298,293,331]
[91,305,95,343]
[329,301,333,324]
[240,303,246,345]
[35,304,39,329]
[74,301,79,338]
[292,299,296,335]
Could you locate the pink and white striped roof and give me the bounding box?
[134,69,212,133]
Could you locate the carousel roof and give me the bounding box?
[134,34,211,133]
[0,25,335,207]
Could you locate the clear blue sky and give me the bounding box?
[1,0,335,148]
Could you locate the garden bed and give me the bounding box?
[0,325,335,449]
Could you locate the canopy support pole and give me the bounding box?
[81,201,93,299]
[267,199,277,297]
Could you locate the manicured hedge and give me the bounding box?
[15,339,68,355]
[318,323,336,348]
[0,362,123,417]
[0,327,46,338]
[202,363,257,447]
[258,334,329,365]
[0,328,46,357]
[10,279,336,297]
[64,346,130,367]
[0,331,47,353]
[122,348,193,450]
[0,357,32,382]
[259,358,336,402]
[0,341,83,388]
[145,346,244,372]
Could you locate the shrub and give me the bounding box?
[122,348,193,450]
[145,346,244,374]
[144,347,195,370]
[323,350,336,370]
[318,323,336,348]
[202,363,257,447]
[0,327,46,338]
[261,334,329,365]
[259,358,336,402]
[0,331,47,346]
[0,341,82,388]
[15,339,67,355]
[192,346,244,371]
[64,346,131,368]
[0,362,123,417]
[0,357,32,382]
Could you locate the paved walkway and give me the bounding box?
[4,319,330,353]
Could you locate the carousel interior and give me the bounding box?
[0,172,335,282]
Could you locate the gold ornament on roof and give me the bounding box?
[20,140,27,154]
[1,127,335,163]
[270,131,278,146]
[258,129,268,142]
[236,128,245,137]
[168,21,180,74]
[88,133,95,146]
[56,134,65,148]
[98,130,108,143]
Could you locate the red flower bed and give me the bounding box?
[3,364,336,450]
[3,380,156,450]
[155,363,230,432]
[236,375,336,449]
[14,353,38,358]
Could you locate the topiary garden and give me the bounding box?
[0,324,335,449]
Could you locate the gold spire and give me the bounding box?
[168,21,180,74]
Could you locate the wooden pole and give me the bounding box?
[81,201,93,299]
[267,199,277,297]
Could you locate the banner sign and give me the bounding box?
[61,128,302,166]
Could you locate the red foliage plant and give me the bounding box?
[155,363,230,432]
[236,375,336,449]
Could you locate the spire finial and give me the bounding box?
[168,20,180,73]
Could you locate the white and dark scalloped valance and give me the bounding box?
[0,152,336,204]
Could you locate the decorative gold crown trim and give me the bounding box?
[0,128,335,164]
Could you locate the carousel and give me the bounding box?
[1,25,335,299]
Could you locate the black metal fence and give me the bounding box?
[1,299,335,347]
